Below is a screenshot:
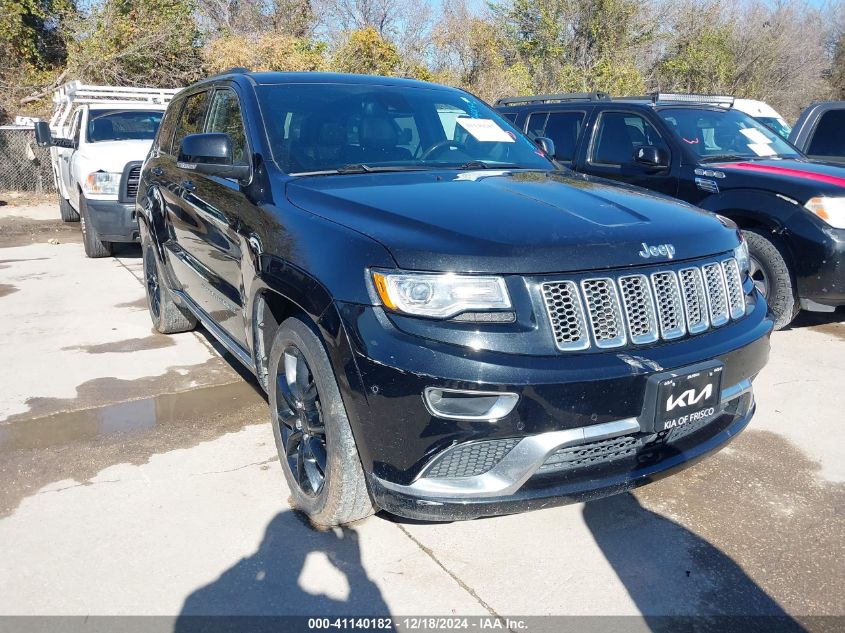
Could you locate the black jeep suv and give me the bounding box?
[137,72,771,525]
[497,92,845,328]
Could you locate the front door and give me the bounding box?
[582,110,678,197]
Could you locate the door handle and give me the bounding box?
[181,180,196,193]
[152,167,163,177]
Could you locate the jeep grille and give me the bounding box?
[541,258,746,352]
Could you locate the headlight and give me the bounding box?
[804,196,845,229]
[371,271,512,318]
[734,237,750,276]
[84,171,121,195]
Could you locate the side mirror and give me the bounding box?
[534,136,556,158]
[34,121,52,147]
[177,133,249,181]
[634,146,669,169]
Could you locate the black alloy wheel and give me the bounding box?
[276,345,328,496]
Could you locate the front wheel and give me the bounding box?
[79,193,112,258]
[269,317,375,526]
[743,229,799,330]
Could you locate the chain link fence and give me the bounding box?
[0,127,56,194]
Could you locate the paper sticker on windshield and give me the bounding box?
[455,118,515,143]
[740,128,772,145]
[748,143,777,156]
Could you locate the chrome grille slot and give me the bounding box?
[678,268,709,334]
[618,274,658,344]
[703,263,729,326]
[580,278,626,348]
[541,281,590,351]
[651,271,686,339]
[722,258,746,319]
[541,257,748,352]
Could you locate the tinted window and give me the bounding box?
[526,112,548,139]
[807,110,845,158]
[172,91,210,155]
[659,107,799,160]
[257,83,551,174]
[543,112,585,161]
[155,99,182,155]
[86,110,163,142]
[592,112,666,165]
[206,89,248,164]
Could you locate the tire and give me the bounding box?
[140,222,197,334]
[743,229,799,330]
[79,193,113,258]
[59,195,79,222]
[269,317,375,526]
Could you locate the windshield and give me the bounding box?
[659,108,801,161]
[86,110,163,142]
[755,116,792,140]
[256,83,552,175]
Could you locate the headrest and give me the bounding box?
[360,117,396,146]
[318,122,346,145]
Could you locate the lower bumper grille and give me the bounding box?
[425,437,520,479]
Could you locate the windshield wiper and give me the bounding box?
[292,164,431,176]
[455,161,524,170]
[701,154,774,162]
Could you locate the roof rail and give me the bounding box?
[494,92,611,107]
[49,81,181,132]
[649,92,735,107]
[222,67,250,75]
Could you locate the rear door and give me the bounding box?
[524,109,589,168]
[159,89,212,311]
[581,109,679,196]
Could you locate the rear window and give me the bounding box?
[807,110,845,158]
[86,110,163,142]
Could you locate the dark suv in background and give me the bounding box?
[137,72,771,525]
[497,92,845,328]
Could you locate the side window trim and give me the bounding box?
[587,109,670,168]
[170,88,211,156]
[205,87,251,166]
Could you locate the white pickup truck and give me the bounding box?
[35,83,179,257]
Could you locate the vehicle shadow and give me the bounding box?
[582,493,805,631]
[174,511,393,630]
[783,308,844,331]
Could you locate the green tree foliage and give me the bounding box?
[65,0,203,87]
[491,0,649,95]
[331,25,401,75]
[205,34,326,73]
[656,23,737,94]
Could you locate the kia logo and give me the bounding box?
[666,384,712,411]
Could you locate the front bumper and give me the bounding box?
[85,198,139,243]
[334,294,771,520]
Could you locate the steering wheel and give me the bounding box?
[421,140,466,160]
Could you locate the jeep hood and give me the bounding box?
[286,170,738,274]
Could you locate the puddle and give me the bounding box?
[0,284,18,298]
[636,429,845,615]
[0,380,269,518]
[62,334,175,354]
[807,321,845,343]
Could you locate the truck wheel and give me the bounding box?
[79,194,113,258]
[140,223,197,334]
[269,317,375,527]
[743,229,799,330]
[59,195,79,222]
